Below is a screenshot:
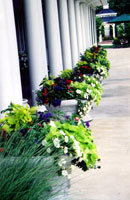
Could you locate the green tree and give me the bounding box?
[96,17,103,42]
[108,0,130,15]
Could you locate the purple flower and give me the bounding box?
[36,97,40,101]
[85,121,90,128]
[65,115,70,120]
[35,138,40,144]
[54,86,63,90]
[39,112,52,122]
[89,73,92,76]
[52,99,61,107]
[40,100,43,104]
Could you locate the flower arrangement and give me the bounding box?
[36,46,109,117]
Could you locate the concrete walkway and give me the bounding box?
[69,48,130,200]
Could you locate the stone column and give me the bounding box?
[0,0,22,114]
[24,0,48,103]
[58,0,72,70]
[75,1,84,54]
[68,0,79,67]
[44,0,63,76]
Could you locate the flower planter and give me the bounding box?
[45,99,78,117]
[45,99,93,121]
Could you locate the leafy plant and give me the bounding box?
[0,103,37,134]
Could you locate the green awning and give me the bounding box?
[108,14,130,23]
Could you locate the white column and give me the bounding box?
[58,0,72,70]
[113,24,116,38]
[75,1,84,54]
[44,0,63,76]
[80,3,86,52]
[24,0,48,103]
[83,4,90,49]
[0,0,22,114]
[68,0,79,67]
[88,6,92,47]
[93,8,97,45]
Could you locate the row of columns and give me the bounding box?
[0,0,97,114]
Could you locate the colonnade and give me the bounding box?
[0,0,98,113]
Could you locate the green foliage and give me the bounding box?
[60,69,73,79]
[0,103,37,134]
[96,17,103,42]
[108,0,130,15]
[42,120,99,170]
[101,25,105,38]
[0,132,67,200]
[112,37,121,47]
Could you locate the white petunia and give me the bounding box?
[65,136,69,143]
[91,83,95,87]
[53,138,60,148]
[76,89,82,94]
[49,121,56,127]
[62,170,68,177]
[64,147,68,154]
[86,89,91,94]
[61,158,66,165]
[84,93,89,99]
[47,148,51,153]
[42,139,47,146]
[60,130,66,136]
[70,135,75,140]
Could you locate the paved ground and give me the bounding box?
[69,48,130,200]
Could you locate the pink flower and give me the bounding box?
[68,90,72,93]
[74,117,80,121]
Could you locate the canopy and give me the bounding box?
[108,14,130,23]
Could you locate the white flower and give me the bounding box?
[64,147,68,154]
[62,170,68,177]
[60,130,66,136]
[91,83,95,87]
[70,135,75,140]
[84,93,89,99]
[61,158,66,165]
[47,148,51,153]
[65,136,69,143]
[58,160,62,167]
[42,139,47,146]
[49,121,56,127]
[76,89,82,94]
[86,89,91,94]
[83,107,87,111]
[53,138,60,148]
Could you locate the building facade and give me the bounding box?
[0,0,107,115]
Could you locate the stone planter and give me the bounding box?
[45,99,78,117]
[45,99,93,121]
